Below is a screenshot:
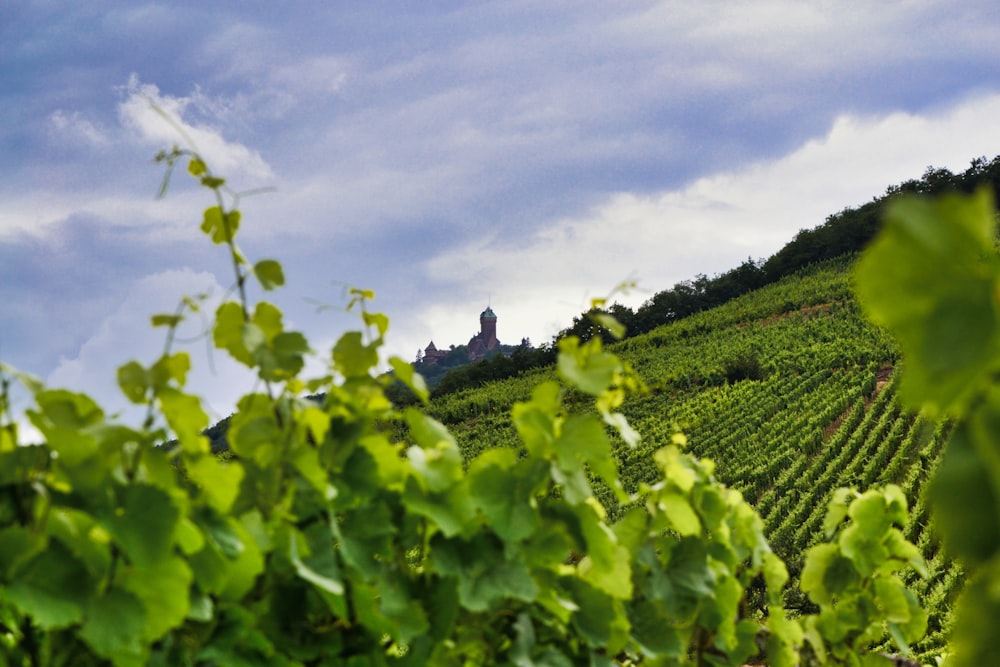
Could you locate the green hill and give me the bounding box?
[425,256,955,659]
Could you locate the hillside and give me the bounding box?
[426,256,956,659]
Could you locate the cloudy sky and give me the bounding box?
[4,1,1000,425]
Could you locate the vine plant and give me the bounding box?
[0,146,930,666]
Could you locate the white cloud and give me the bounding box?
[118,75,274,183]
[407,93,1000,354]
[48,110,110,147]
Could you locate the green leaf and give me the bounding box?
[4,542,92,629]
[158,387,209,454]
[659,492,701,537]
[855,189,1000,414]
[186,454,244,513]
[362,310,390,337]
[150,313,182,328]
[512,381,561,457]
[389,356,429,403]
[823,487,855,538]
[213,302,252,365]
[946,563,1000,667]
[577,507,632,599]
[121,556,193,640]
[590,312,626,340]
[762,551,789,600]
[80,588,148,666]
[430,534,539,611]
[403,476,476,537]
[290,527,343,596]
[555,414,625,503]
[928,420,1000,565]
[565,578,630,653]
[801,543,858,606]
[468,451,544,543]
[252,259,285,290]
[150,352,191,390]
[333,331,379,378]
[187,157,206,176]
[628,599,683,659]
[557,337,620,397]
[117,361,149,404]
[201,206,228,244]
[405,409,463,493]
[106,484,180,569]
[0,525,46,575]
[766,607,804,667]
[250,301,283,341]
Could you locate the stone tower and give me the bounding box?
[468,306,500,360]
[480,306,497,340]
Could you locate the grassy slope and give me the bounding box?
[427,255,956,658]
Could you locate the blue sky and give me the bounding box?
[4,1,1000,425]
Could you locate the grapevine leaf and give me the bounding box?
[0,525,46,574]
[252,259,284,291]
[628,599,683,659]
[430,534,539,611]
[762,552,789,600]
[200,206,239,244]
[150,313,182,327]
[591,312,626,340]
[121,556,193,640]
[512,381,561,457]
[333,331,378,378]
[187,157,206,176]
[468,450,543,543]
[290,527,343,596]
[801,543,857,606]
[855,189,1000,413]
[80,588,148,666]
[4,542,92,629]
[946,564,1000,667]
[823,487,854,538]
[186,454,244,513]
[557,337,620,397]
[389,356,429,403]
[564,578,630,654]
[402,476,475,537]
[158,387,209,454]
[659,492,701,537]
[405,409,463,493]
[928,420,1000,566]
[106,484,180,569]
[117,361,148,404]
[362,310,390,337]
[213,302,252,366]
[150,352,191,390]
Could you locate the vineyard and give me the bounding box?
[428,256,959,661]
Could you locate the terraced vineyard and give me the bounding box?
[427,256,957,660]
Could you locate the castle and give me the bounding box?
[423,306,501,364]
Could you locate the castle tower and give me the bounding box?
[468,306,500,361]
[480,306,497,341]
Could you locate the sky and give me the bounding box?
[3,1,1000,427]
